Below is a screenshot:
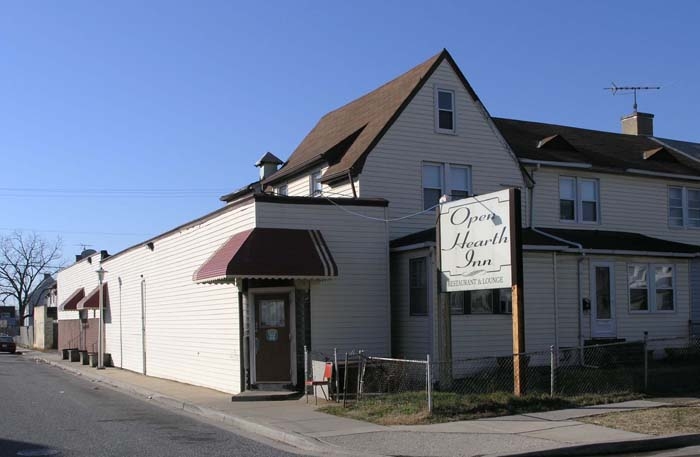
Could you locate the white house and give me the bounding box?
[56,49,700,395]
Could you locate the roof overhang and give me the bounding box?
[194,228,338,283]
[58,288,85,311]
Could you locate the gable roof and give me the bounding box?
[262,49,480,186]
[494,118,700,177]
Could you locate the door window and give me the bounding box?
[595,266,611,319]
[259,299,285,328]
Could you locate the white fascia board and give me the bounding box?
[519,159,593,169]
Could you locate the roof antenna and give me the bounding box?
[604,83,660,112]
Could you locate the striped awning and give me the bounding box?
[194,228,338,283]
[58,287,85,311]
[76,283,108,310]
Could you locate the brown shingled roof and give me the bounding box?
[262,49,479,186]
[494,118,700,176]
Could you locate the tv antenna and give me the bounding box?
[74,243,93,251]
[604,83,660,112]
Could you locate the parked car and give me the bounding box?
[0,335,16,353]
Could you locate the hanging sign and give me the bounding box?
[439,188,520,292]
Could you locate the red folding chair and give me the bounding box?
[306,361,333,405]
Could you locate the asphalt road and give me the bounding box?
[0,353,310,457]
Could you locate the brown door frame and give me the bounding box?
[248,287,296,385]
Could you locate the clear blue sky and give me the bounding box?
[2,1,699,268]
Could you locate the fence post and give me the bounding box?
[426,354,432,414]
[334,348,340,403]
[343,352,349,408]
[550,345,556,397]
[304,345,308,394]
[643,331,649,392]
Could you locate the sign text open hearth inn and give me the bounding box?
[439,189,515,292]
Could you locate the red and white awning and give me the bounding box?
[194,228,338,283]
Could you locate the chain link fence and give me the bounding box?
[306,333,700,412]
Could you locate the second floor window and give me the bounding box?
[310,171,322,197]
[559,176,599,223]
[422,162,471,209]
[276,184,288,196]
[668,186,700,228]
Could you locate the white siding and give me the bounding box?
[101,201,256,394]
[391,248,432,360]
[57,252,102,324]
[531,168,700,246]
[255,201,390,356]
[522,252,691,351]
[359,60,526,239]
[278,166,357,198]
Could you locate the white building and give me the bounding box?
[57,49,700,394]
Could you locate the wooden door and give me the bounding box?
[254,294,291,382]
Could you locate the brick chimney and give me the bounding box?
[622,111,654,136]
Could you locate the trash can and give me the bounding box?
[61,348,70,360]
[80,350,89,365]
[89,352,98,367]
[69,348,80,362]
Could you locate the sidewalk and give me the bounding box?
[24,349,700,457]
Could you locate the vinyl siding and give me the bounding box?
[524,253,691,351]
[100,201,256,394]
[531,167,700,247]
[255,201,390,356]
[277,166,357,198]
[359,59,526,240]
[691,259,700,336]
[391,248,432,360]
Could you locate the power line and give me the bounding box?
[0,227,154,237]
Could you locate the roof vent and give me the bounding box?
[537,134,576,151]
[622,112,654,136]
[255,152,284,180]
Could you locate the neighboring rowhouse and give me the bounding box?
[56,49,700,395]
[25,273,58,349]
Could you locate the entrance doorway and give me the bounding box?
[590,261,616,338]
[254,294,292,383]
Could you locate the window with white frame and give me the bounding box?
[310,171,322,197]
[276,184,288,196]
[409,257,428,316]
[435,88,455,133]
[668,186,700,228]
[559,176,599,223]
[422,162,472,209]
[450,288,512,315]
[628,264,675,312]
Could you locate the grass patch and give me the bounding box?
[581,403,700,435]
[320,391,643,425]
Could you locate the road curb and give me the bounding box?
[28,354,347,455]
[500,433,700,457]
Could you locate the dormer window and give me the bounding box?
[435,88,455,133]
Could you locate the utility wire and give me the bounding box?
[319,191,439,222]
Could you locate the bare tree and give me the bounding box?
[0,231,62,325]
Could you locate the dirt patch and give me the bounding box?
[582,402,700,435]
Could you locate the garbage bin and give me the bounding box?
[80,350,89,365]
[69,348,80,362]
[89,352,98,367]
[61,348,70,360]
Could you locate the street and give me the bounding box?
[0,353,310,457]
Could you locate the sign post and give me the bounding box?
[438,188,525,396]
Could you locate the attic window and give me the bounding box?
[435,88,455,133]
